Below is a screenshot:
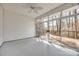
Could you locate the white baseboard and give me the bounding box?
[0,36,36,47]
[4,36,36,43]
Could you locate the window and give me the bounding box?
[76,7,79,13]
[49,15,53,21]
[52,12,60,19]
[62,11,69,17]
[77,15,79,39]
[77,15,79,31]
[43,17,48,22]
[44,22,48,28]
[36,4,79,49]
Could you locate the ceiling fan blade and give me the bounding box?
[35,7,43,10]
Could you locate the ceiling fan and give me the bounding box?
[30,5,43,13]
[23,3,43,14]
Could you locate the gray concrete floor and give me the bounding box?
[0,38,78,56]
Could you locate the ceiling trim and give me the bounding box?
[36,3,78,19]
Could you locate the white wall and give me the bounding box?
[0,5,3,46]
[0,4,35,45]
[4,10,35,41]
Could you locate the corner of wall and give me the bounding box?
[0,4,4,47]
[0,40,3,46]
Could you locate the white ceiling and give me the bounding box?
[2,3,63,18]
